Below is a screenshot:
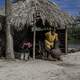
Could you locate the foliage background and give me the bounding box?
[68,23,80,46]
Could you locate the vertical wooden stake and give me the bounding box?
[33,27,36,60]
[6,23,15,59]
[65,27,68,54]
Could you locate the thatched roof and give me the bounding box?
[8,0,74,31]
[0,15,5,31]
[76,16,80,23]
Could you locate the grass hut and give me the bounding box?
[7,0,74,59]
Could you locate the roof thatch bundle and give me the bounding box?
[8,0,74,31]
[76,16,80,23]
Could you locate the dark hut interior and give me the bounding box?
[0,15,6,57]
[12,18,66,59]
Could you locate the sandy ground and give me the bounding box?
[0,52,80,80]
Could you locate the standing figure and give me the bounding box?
[21,40,32,61]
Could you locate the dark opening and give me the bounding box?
[57,29,65,53]
[0,15,6,57]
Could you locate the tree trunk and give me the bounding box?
[5,0,15,59]
[6,22,15,59]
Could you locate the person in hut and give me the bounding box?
[44,28,62,61]
[20,40,32,61]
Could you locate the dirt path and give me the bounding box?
[0,52,80,80]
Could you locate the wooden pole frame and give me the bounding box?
[33,26,36,60]
[6,22,15,59]
[32,8,36,60]
[65,26,68,54]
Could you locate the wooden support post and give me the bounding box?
[6,23,15,59]
[33,26,36,60]
[65,27,68,54]
[5,0,15,59]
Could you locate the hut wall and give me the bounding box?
[0,15,6,57]
[57,29,66,53]
[0,29,6,57]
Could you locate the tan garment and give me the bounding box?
[45,31,58,49]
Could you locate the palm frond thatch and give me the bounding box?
[8,0,74,31]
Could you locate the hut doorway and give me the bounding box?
[57,29,66,53]
[0,31,6,57]
[0,15,6,57]
[13,27,67,59]
[13,28,33,59]
[33,29,66,59]
[35,31,45,58]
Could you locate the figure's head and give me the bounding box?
[51,27,57,34]
[51,30,55,35]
